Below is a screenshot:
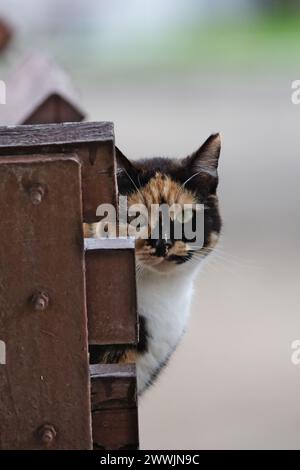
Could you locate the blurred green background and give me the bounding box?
[2,0,300,77]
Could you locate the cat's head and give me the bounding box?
[116,133,222,274]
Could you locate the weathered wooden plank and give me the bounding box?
[85,248,138,345]
[80,142,117,223]
[0,122,114,150]
[90,364,139,450]
[0,157,92,449]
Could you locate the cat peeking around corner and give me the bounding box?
[87,133,222,395]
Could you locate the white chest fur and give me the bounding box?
[136,268,197,394]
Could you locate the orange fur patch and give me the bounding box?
[128,172,197,207]
[118,349,138,364]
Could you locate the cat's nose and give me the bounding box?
[154,239,172,257]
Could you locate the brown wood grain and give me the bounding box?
[90,364,139,450]
[0,122,114,149]
[0,157,92,449]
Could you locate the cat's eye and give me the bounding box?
[175,208,194,224]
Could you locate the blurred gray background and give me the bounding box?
[1,0,300,449]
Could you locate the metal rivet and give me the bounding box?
[31,291,49,311]
[29,184,45,205]
[37,424,56,447]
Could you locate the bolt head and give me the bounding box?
[31,292,49,311]
[29,184,45,205]
[37,424,56,447]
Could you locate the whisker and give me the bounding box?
[187,242,261,270]
[175,169,206,201]
[122,167,147,205]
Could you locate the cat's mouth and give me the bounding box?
[135,243,192,273]
[135,240,214,274]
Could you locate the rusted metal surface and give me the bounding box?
[90,364,139,450]
[85,245,138,345]
[0,157,92,449]
[0,53,85,125]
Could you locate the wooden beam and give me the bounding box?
[0,157,92,449]
[0,123,139,450]
[0,122,114,149]
[0,123,117,223]
[85,245,138,345]
[90,364,139,450]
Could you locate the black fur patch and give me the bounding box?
[137,315,148,353]
[88,315,148,364]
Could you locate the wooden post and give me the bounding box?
[0,53,85,125]
[85,238,138,345]
[0,156,92,449]
[85,238,138,450]
[91,364,139,450]
[0,122,139,450]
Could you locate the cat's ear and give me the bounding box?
[183,133,221,193]
[187,133,221,176]
[115,146,136,175]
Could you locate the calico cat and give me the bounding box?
[88,133,222,395]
